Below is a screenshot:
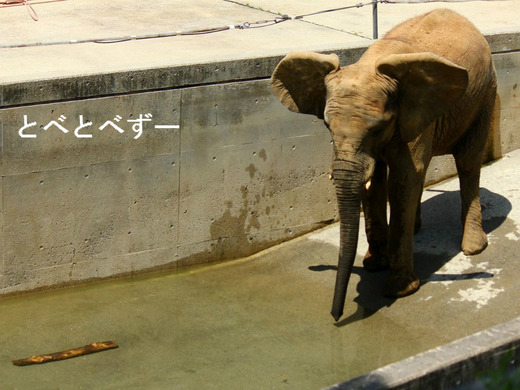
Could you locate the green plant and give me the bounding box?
[478,351,520,390]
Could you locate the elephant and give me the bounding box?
[270,9,497,321]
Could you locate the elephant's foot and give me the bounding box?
[363,249,388,272]
[383,271,420,298]
[462,229,488,255]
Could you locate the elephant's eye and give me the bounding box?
[370,125,386,138]
[370,115,394,138]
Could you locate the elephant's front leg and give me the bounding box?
[384,161,422,298]
[362,160,389,272]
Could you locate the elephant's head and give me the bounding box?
[271,51,468,321]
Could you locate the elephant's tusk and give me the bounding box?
[365,179,372,191]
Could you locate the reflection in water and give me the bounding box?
[334,304,378,328]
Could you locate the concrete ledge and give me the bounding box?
[326,316,520,390]
[2,31,518,108]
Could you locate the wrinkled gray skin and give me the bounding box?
[271,9,497,321]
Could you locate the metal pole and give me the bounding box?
[372,1,378,39]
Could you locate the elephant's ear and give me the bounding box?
[377,53,468,142]
[271,51,340,119]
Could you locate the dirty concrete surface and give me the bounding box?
[0,149,519,389]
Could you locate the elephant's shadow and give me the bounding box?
[310,188,511,327]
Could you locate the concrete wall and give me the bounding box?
[0,32,518,295]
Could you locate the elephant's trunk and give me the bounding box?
[330,159,367,322]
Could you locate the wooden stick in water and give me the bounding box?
[12,341,118,366]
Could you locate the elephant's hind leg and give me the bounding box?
[456,161,488,255]
[454,99,494,255]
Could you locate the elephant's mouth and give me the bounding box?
[328,171,373,190]
[331,151,375,186]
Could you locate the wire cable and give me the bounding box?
[0,0,509,49]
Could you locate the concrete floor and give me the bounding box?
[1,150,519,389]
